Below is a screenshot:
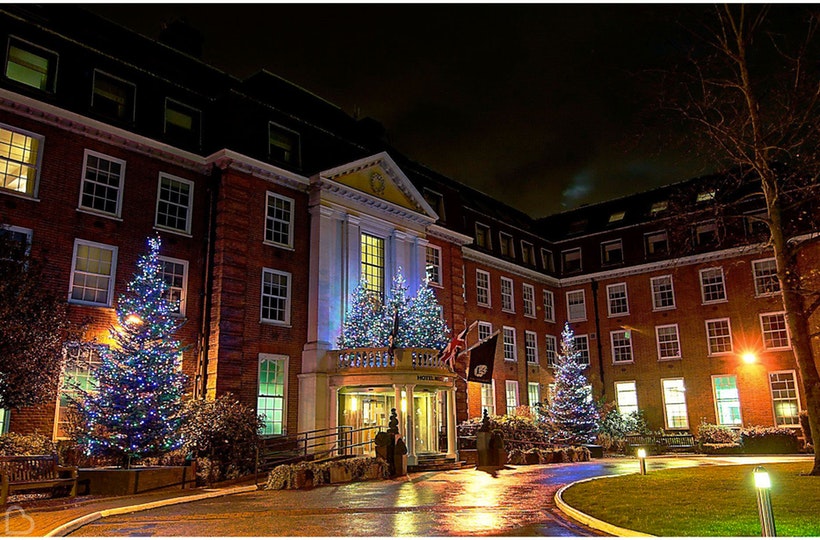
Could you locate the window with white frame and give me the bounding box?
[69,239,117,306]
[760,312,790,350]
[155,173,193,234]
[651,275,675,310]
[477,321,492,342]
[566,290,586,322]
[522,283,535,317]
[542,290,555,322]
[79,150,125,217]
[561,247,582,273]
[425,245,442,285]
[545,335,557,367]
[644,230,668,257]
[500,277,514,312]
[700,267,727,303]
[615,381,638,416]
[601,239,623,266]
[476,269,490,307]
[503,326,516,362]
[712,375,742,426]
[0,123,43,197]
[752,258,779,296]
[159,256,188,316]
[662,378,689,429]
[480,382,495,416]
[575,334,590,366]
[5,37,58,92]
[505,380,519,415]
[610,330,633,363]
[0,225,32,262]
[258,354,288,435]
[769,371,800,426]
[525,331,538,364]
[261,268,291,325]
[706,318,733,355]
[475,223,491,249]
[361,233,385,301]
[521,241,535,266]
[499,232,514,258]
[56,345,102,438]
[528,382,541,408]
[91,70,135,122]
[656,324,681,360]
[541,248,555,273]
[606,283,629,316]
[268,121,300,166]
[265,192,295,248]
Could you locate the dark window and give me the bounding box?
[91,70,135,122]
[268,122,300,166]
[694,221,718,246]
[562,248,582,274]
[541,248,555,273]
[601,239,623,266]
[164,99,201,149]
[644,231,668,257]
[499,232,514,258]
[422,188,445,221]
[475,223,491,250]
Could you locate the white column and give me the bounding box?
[393,384,403,436]
[405,383,417,466]
[345,214,361,302]
[446,387,457,458]
[415,236,430,296]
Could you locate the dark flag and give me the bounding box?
[466,332,498,384]
[387,308,400,356]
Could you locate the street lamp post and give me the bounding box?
[754,466,776,537]
[637,448,647,475]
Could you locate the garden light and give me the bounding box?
[753,466,776,536]
[637,448,647,475]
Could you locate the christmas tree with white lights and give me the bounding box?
[405,277,449,350]
[76,236,187,468]
[336,280,381,348]
[547,322,599,444]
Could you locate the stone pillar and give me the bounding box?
[446,387,457,458]
[393,384,403,437]
[405,383,417,466]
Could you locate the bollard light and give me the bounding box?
[637,448,647,475]
[753,466,776,537]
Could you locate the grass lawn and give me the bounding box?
[561,462,820,537]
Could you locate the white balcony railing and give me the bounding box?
[334,347,451,374]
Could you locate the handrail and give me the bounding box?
[334,347,451,373]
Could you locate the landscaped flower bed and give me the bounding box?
[265,456,388,490]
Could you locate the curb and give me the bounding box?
[554,473,654,537]
[44,484,258,537]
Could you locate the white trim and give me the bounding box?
[264,191,296,250]
[260,267,292,326]
[542,289,555,322]
[502,326,517,362]
[524,330,539,365]
[78,149,126,218]
[258,353,289,436]
[68,238,118,307]
[566,289,587,322]
[705,318,733,356]
[427,223,473,246]
[661,377,689,430]
[522,282,536,318]
[752,257,780,297]
[768,370,801,427]
[606,282,629,317]
[561,246,582,274]
[711,374,742,427]
[158,255,189,317]
[500,276,515,313]
[614,380,639,415]
[154,172,194,236]
[759,311,791,350]
[574,334,590,366]
[505,379,520,414]
[655,323,681,360]
[650,274,676,311]
[544,334,558,367]
[699,266,728,305]
[610,329,633,364]
[475,268,491,308]
[425,244,443,286]
[0,121,44,199]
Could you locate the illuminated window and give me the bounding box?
[608,211,625,223]
[651,275,675,310]
[164,98,201,148]
[522,283,535,317]
[499,232,514,258]
[697,190,716,202]
[607,283,629,316]
[503,327,516,362]
[712,375,742,426]
[611,330,633,363]
[706,318,733,355]
[476,269,490,307]
[566,290,586,322]
[477,321,492,342]
[561,247,582,273]
[0,124,42,197]
[760,312,790,350]
[91,70,135,122]
[155,173,193,234]
[753,258,779,296]
[769,371,800,426]
[500,277,514,313]
[475,223,491,249]
[575,335,590,366]
[545,335,557,367]
[644,230,668,257]
[426,245,441,285]
[656,324,681,360]
[159,256,188,316]
[480,382,495,416]
[361,233,385,301]
[615,381,638,416]
[601,239,623,265]
[56,345,102,438]
[5,37,57,92]
[650,201,668,215]
[662,378,689,429]
[525,331,538,364]
[265,192,294,248]
[268,122,300,166]
[79,150,125,217]
[69,239,117,306]
[258,354,287,435]
[542,290,555,322]
[700,267,727,303]
[261,268,291,324]
[505,380,519,415]
[528,382,541,409]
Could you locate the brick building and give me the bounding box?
[0,6,816,457]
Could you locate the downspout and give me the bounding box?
[590,279,606,399]
[195,164,221,399]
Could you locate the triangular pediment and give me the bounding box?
[318,152,438,220]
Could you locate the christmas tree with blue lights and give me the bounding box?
[405,277,449,350]
[547,322,599,444]
[76,236,187,468]
[336,280,381,348]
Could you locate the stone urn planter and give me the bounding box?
[79,463,196,495]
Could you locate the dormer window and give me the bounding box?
[422,188,445,221]
[694,221,718,246]
[650,201,668,215]
[608,211,625,224]
[697,190,716,202]
[499,232,514,258]
[521,241,535,266]
[268,122,300,167]
[475,223,492,250]
[91,70,135,122]
[164,98,201,149]
[5,37,58,92]
[567,219,587,236]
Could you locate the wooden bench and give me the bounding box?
[0,455,78,505]
[625,434,696,454]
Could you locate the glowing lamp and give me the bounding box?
[754,467,771,489]
[637,448,647,459]
[742,352,757,364]
[350,396,358,412]
[125,314,143,326]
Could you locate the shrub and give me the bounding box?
[265,456,387,490]
[595,403,648,454]
[178,394,263,484]
[740,425,799,454]
[696,422,740,444]
[0,432,55,455]
[799,410,813,446]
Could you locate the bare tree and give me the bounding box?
[663,5,820,474]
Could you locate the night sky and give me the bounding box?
[87,4,718,218]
